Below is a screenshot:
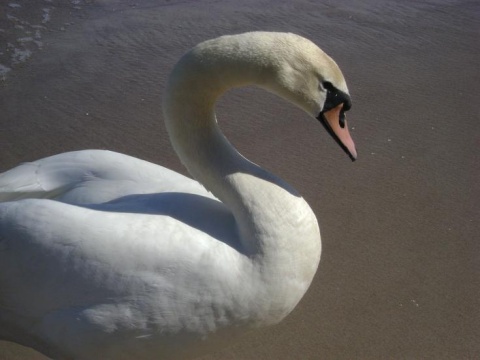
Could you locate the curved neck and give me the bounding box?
[163,47,297,255]
[162,41,321,304]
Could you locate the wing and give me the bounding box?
[0,150,250,357]
[0,150,213,204]
[0,197,246,347]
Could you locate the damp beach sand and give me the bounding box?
[0,0,479,359]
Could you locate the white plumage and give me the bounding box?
[0,32,356,359]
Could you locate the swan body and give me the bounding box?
[0,32,356,359]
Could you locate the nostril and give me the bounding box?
[339,111,346,128]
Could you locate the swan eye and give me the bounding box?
[322,81,334,91]
[320,81,352,113]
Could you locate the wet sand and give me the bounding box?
[1,0,479,359]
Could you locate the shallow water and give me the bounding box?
[1,0,479,359]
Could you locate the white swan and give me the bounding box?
[0,32,356,360]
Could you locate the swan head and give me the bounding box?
[255,32,357,161]
[167,32,357,160]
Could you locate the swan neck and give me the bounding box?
[163,43,264,207]
[163,36,320,266]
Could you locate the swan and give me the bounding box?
[0,32,356,360]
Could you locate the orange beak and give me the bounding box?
[318,103,357,161]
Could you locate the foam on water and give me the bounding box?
[0,0,91,81]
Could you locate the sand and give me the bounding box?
[0,0,479,359]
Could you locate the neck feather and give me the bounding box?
[162,39,321,306]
